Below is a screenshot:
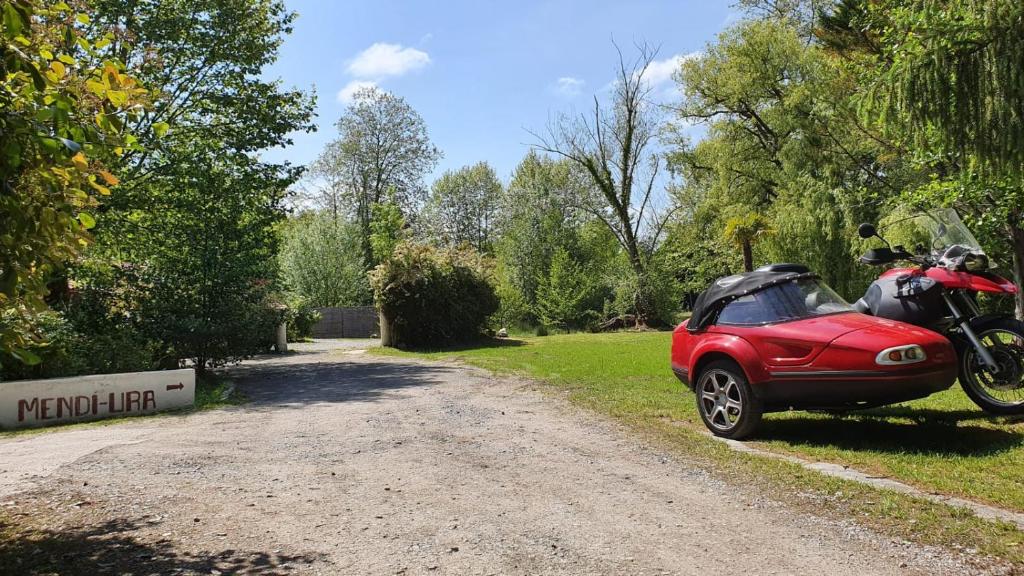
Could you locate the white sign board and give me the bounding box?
[0,369,195,430]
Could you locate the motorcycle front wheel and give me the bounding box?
[959,318,1024,415]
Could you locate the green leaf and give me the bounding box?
[3,4,24,37]
[152,121,170,138]
[78,212,96,229]
[10,347,41,366]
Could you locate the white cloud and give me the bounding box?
[644,52,701,86]
[337,79,378,103]
[347,43,431,78]
[553,76,585,98]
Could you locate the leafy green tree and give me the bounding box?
[535,248,598,332]
[369,197,408,265]
[79,0,315,371]
[122,150,289,374]
[421,162,502,252]
[495,152,581,313]
[668,16,908,298]
[820,0,1024,315]
[722,210,772,272]
[0,0,145,365]
[280,212,371,308]
[314,87,441,262]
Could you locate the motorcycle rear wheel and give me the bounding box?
[959,318,1024,415]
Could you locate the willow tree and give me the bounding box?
[822,0,1024,316]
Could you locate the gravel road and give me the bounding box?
[0,344,985,575]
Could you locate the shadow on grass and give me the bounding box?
[392,337,527,353]
[0,516,323,576]
[759,411,1024,457]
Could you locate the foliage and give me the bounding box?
[284,297,321,342]
[0,305,158,382]
[369,197,408,265]
[494,152,588,318]
[0,0,145,365]
[819,0,1024,316]
[853,0,1024,178]
[534,45,674,326]
[280,212,371,307]
[123,150,288,373]
[420,161,502,252]
[77,0,316,372]
[370,242,498,348]
[313,87,441,261]
[534,248,600,332]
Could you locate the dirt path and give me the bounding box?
[0,345,980,575]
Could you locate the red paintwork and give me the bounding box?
[672,311,956,396]
[880,266,1018,294]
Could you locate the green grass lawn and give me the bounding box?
[376,331,1024,565]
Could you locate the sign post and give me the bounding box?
[0,369,196,430]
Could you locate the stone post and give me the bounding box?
[276,321,288,353]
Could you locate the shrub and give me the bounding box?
[0,307,159,382]
[370,242,498,348]
[286,297,322,342]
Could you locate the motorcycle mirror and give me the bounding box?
[857,223,877,239]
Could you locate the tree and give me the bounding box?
[421,162,502,252]
[370,242,498,348]
[80,0,315,370]
[535,249,597,332]
[820,0,1024,316]
[668,16,906,298]
[125,149,289,374]
[369,197,408,265]
[534,44,674,326]
[280,212,371,308]
[0,0,145,364]
[314,87,441,261]
[723,210,772,272]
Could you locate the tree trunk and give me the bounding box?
[379,310,395,347]
[742,239,754,272]
[1010,224,1024,321]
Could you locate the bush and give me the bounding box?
[0,307,159,382]
[286,297,321,342]
[370,242,498,348]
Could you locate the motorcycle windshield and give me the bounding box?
[883,208,985,257]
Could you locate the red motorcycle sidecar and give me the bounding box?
[671,264,957,439]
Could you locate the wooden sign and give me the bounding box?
[0,369,195,429]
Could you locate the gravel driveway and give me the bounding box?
[0,344,980,575]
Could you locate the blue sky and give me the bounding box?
[262,1,740,183]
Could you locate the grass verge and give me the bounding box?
[0,373,245,439]
[374,332,1024,566]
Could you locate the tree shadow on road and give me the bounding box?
[0,515,323,576]
[226,359,463,407]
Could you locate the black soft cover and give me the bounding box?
[687,269,817,332]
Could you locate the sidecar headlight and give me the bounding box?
[876,345,927,365]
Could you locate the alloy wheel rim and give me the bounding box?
[699,369,743,430]
[964,329,1024,406]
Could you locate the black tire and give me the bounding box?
[695,359,763,439]
[958,317,1024,415]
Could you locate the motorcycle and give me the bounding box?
[855,208,1024,414]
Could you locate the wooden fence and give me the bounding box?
[311,306,379,339]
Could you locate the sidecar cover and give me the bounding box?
[688,267,815,332]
